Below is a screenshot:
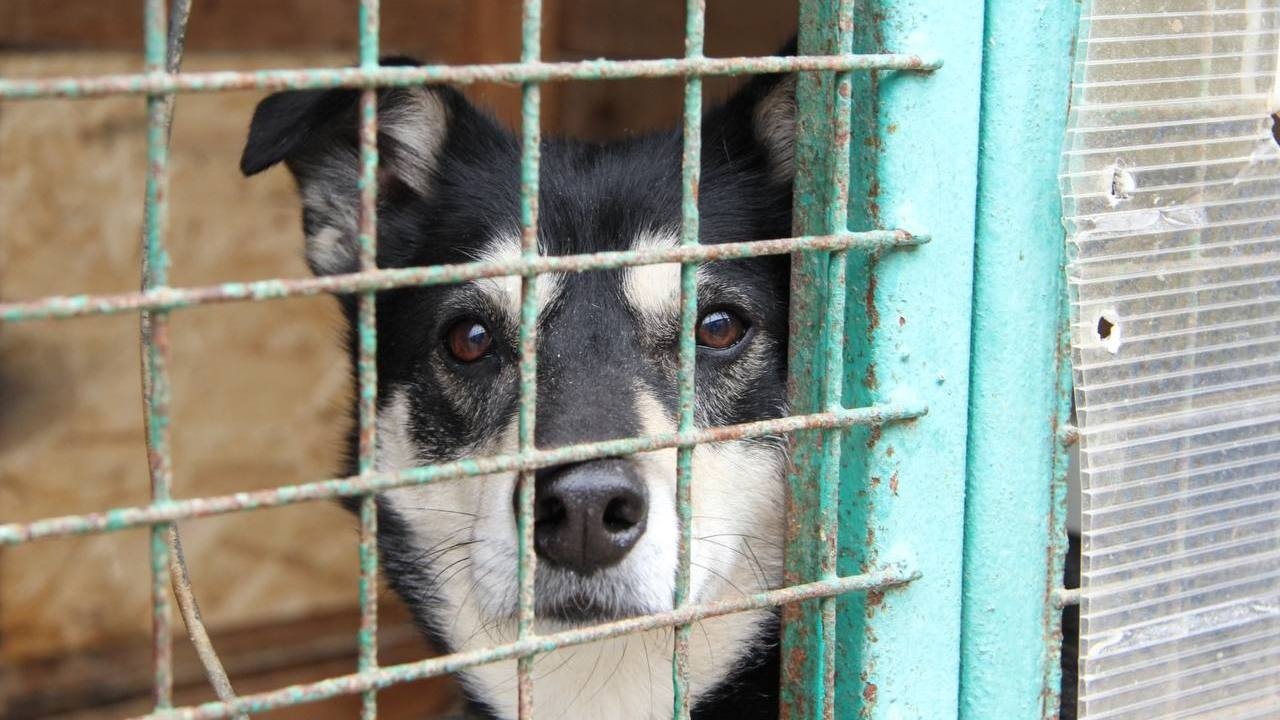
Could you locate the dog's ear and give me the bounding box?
[241,56,459,275]
[706,37,798,183]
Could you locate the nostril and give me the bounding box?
[530,460,649,573]
[603,495,643,533]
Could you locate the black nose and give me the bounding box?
[519,460,649,575]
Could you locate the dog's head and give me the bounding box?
[242,56,798,718]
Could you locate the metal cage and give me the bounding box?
[0,1,1080,718]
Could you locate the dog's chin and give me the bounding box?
[491,568,672,627]
[535,593,653,625]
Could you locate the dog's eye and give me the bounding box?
[445,320,493,363]
[696,310,748,350]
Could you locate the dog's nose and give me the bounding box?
[520,460,648,575]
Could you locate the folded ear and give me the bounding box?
[705,37,798,183]
[240,57,456,274]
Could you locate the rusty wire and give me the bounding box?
[148,0,247,714]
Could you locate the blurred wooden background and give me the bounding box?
[0,1,794,717]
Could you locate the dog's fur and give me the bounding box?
[242,47,801,719]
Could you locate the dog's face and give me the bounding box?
[242,62,797,718]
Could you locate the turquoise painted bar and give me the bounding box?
[960,1,1078,719]
[838,1,987,717]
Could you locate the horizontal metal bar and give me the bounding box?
[0,403,927,546]
[1052,587,1081,609]
[0,54,941,102]
[131,564,919,720]
[1059,423,1079,447]
[0,231,926,324]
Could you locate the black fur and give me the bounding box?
[244,45,800,719]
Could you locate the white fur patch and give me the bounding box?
[472,231,565,324]
[375,391,421,473]
[381,87,449,196]
[622,230,684,326]
[306,225,356,275]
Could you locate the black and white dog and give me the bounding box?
[241,46,800,719]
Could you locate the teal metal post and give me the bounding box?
[959,1,1078,718]
[780,2,855,718]
[837,1,986,717]
[141,0,176,707]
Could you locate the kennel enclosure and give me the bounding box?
[2,0,1279,719]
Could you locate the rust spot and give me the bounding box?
[863,362,878,390]
[786,644,809,671]
[866,589,884,607]
[898,315,906,327]
[885,445,895,458]
[887,122,898,134]
[869,475,881,489]
[866,424,882,448]
[865,272,880,331]
[889,472,899,496]
[863,682,878,705]
[866,524,876,547]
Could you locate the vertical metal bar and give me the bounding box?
[155,4,247,714]
[671,1,704,718]
[836,1,984,718]
[814,6,854,711]
[780,1,846,717]
[515,1,542,717]
[141,0,175,708]
[1044,295,1075,720]
[817,247,846,719]
[957,1,1077,717]
[356,2,381,719]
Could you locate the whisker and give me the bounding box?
[401,507,479,518]
[741,537,771,591]
[696,532,780,548]
[405,527,468,566]
[696,536,768,591]
[424,555,472,590]
[588,636,631,703]
[562,639,608,714]
[692,560,751,599]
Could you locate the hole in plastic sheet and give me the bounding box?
[1095,313,1121,354]
[1107,160,1135,205]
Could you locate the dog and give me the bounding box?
[241,44,801,719]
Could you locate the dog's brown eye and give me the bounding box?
[696,310,747,350]
[446,320,493,363]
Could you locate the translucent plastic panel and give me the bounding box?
[1061,2,1280,718]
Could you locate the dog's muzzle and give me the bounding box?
[516,459,649,575]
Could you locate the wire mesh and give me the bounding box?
[0,1,945,717]
[514,1,543,716]
[355,2,382,718]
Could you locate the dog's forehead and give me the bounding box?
[464,225,682,330]
[413,135,781,327]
